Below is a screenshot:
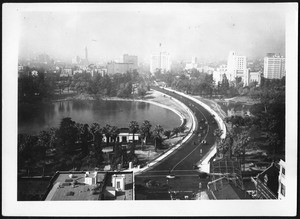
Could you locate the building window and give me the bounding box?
[117,181,121,189]
[281,183,285,196]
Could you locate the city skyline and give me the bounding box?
[18,3,287,63]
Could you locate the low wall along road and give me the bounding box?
[129,87,226,174]
[163,88,227,173]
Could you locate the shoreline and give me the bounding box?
[49,92,188,127]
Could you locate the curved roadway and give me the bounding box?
[135,86,219,200]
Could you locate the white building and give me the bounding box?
[263,54,285,79]
[213,64,227,84]
[227,51,248,83]
[245,71,262,86]
[185,57,198,70]
[102,128,141,143]
[150,52,171,73]
[277,159,286,200]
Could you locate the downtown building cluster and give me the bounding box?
[212,51,285,86]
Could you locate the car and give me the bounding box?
[201,140,207,144]
[193,165,199,169]
[166,174,176,179]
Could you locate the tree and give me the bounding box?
[266,132,281,161]
[214,128,223,156]
[137,85,147,98]
[79,124,92,157]
[18,134,39,176]
[172,127,180,137]
[90,123,102,146]
[139,120,152,148]
[37,130,51,149]
[90,123,104,165]
[153,125,164,151]
[110,126,120,156]
[163,130,171,139]
[102,124,112,147]
[220,74,230,96]
[56,117,78,156]
[129,121,139,154]
[178,125,187,133]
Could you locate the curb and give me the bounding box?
[133,90,197,175]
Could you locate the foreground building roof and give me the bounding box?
[44,171,134,201]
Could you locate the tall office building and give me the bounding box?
[226,51,257,86]
[150,52,171,73]
[263,54,285,79]
[227,51,248,82]
[85,46,88,61]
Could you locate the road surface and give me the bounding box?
[135,86,219,200]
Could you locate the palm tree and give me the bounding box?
[110,126,120,154]
[163,130,172,139]
[178,125,187,134]
[80,124,92,157]
[102,124,112,147]
[214,128,223,157]
[129,121,139,154]
[172,127,180,137]
[153,125,164,152]
[140,120,152,149]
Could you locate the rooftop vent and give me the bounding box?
[66,191,75,196]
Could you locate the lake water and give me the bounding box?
[18,100,182,135]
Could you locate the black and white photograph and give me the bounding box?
[2,2,298,216]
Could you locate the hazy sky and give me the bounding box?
[18,3,287,63]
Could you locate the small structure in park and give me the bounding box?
[102,128,141,143]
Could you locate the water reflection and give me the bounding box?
[18,100,181,135]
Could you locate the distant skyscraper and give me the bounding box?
[263,54,285,79]
[85,46,88,61]
[72,56,81,65]
[150,52,171,73]
[227,51,247,81]
[226,51,250,85]
[192,56,198,64]
[123,54,138,69]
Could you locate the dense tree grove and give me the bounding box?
[18,117,188,176]
[154,69,240,97]
[18,68,147,106]
[216,77,286,162]
[18,70,57,103]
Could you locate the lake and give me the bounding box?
[18,100,182,135]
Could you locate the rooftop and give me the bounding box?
[208,178,252,200]
[45,172,106,201]
[44,171,134,201]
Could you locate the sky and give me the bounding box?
[18,3,288,63]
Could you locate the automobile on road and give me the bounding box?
[166,174,176,179]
